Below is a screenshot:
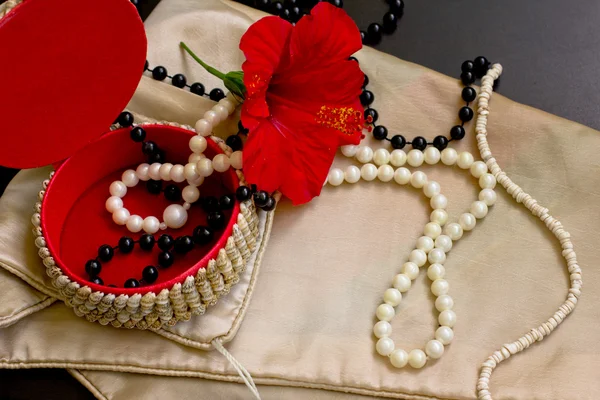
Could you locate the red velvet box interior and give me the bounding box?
[41,125,240,295]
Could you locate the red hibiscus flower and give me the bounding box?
[239,2,365,205]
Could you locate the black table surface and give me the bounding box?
[1,0,598,398]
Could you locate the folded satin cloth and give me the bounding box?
[1,0,600,399]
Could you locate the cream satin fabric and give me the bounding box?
[1,0,600,399]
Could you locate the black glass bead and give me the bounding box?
[85,260,102,277]
[460,71,475,85]
[190,82,205,96]
[461,60,474,73]
[389,0,404,15]
[158,234,174,251]
[124,278,140,288]
[360,90,374,106]
[349,56,359,63]
[461,86,476,103]
[327,0,343,7]
[363,74,369,88]
[284,0,299,6]
[171,73,187,88]
[142,266,159,284]
[147,150,165,164]
[433,135,449,150]
[360,31,367,45]
[142,141,158,155]
[450,125,466,140]
[412,136,427,151]
[174,236,194,254]
[219,194,235,210]
[253,191,269,208]
[118,236,135,254]
[164,184,182,202]
[152,66,168,81]
[390,134,406,149]
[382,12,398,34]
[250,184,258,193]
[261,196,276,211]
[209,88,225,101]
[158,251,174,268]
[236,186,252,201]
[226,134,243,151]
[256,0,270,9]
[146,179,162,195]
[279,8,291,20]
[139,234,155,251]
[238,120,249,135]
[458,106,474,122]
[372,125,388,140]
[473,56,490,78]
[364,108,378,123]
[271,1,283,13]
[90,276,104,285]
[193,225,214,245]
[117,112,134,127]
[144,60,149,71]
[98,245,114,262]
[202,196,220,212]
[290,6,301,21]
[367,23,382,44]
[207,211,226,230]
[130,126,146,142]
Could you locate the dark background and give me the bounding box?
[1,0,599,398]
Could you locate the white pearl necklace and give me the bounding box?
[106,94,244,233]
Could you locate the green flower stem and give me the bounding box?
[180,41,226,81]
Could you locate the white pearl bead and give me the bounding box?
[376,304,395,322]
[444,223,463,241]
[213,154,231,173]
[470,160,488,178]
[409,249,427,267]
[327,168,344,186]
[159,222,167,230]
[163,204,188,229]
[194,119,212,137]
[189,136,208,154]
[430,209,448,226]
[427,263,446,281]
[435,294,454,312]
[392,273,412,292]
[109,181,127,197]
[424,222,442,239]
[126,215,144,233]
[470,201,488,219]
[122,169,139,187]
[390,349,409,368]
[457,151,474,169]
[393,167,411,185]
[360,163,378,181]
[438,310,457,327]
[407,150,424,167]
[410,171,427,188]
[430,194,448,210]
[189,153,204,164]
[213,104,229,121]
[434,235,453,253]
[425,340,445,359]
[148,163,162,180]
[435,326,454,345]
[424,147,441,165]
[428,248,446,264]
[344,165,361,183]
[159,163,173,181]
[408,349,427,368]
[187,175,204,186]
[170,164,186,183]
[136,163,150,181]
[431,279,449,296]
[373,148,391,166]
[183,202,191,210]
[184,163,199,181]
[112,208,130,225]
[459,212,477,231]
[441,148,458,165]
[401,262,420,280]
[197,158,214,177]
[377,165,395,182]
[218,98,236,114]
[479,173,497,189]
[105,196,123,213]
[356,146,374,163]
[341,144,358,157]
[376,337,395,356]
[142,216,160,234]
[373,321,392,338]
[203,110,220,125]
[479,188,497,206]
[182,185,200,203]
[416,236,434,252]
[230,151,243,170]
[390,150,407,167]
[383,288,402,306]
[423,181,441,198]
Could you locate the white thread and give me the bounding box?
[211,338,262,400]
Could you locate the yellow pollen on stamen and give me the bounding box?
[315,105,363,135]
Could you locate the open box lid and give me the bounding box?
[0,0,146,169]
